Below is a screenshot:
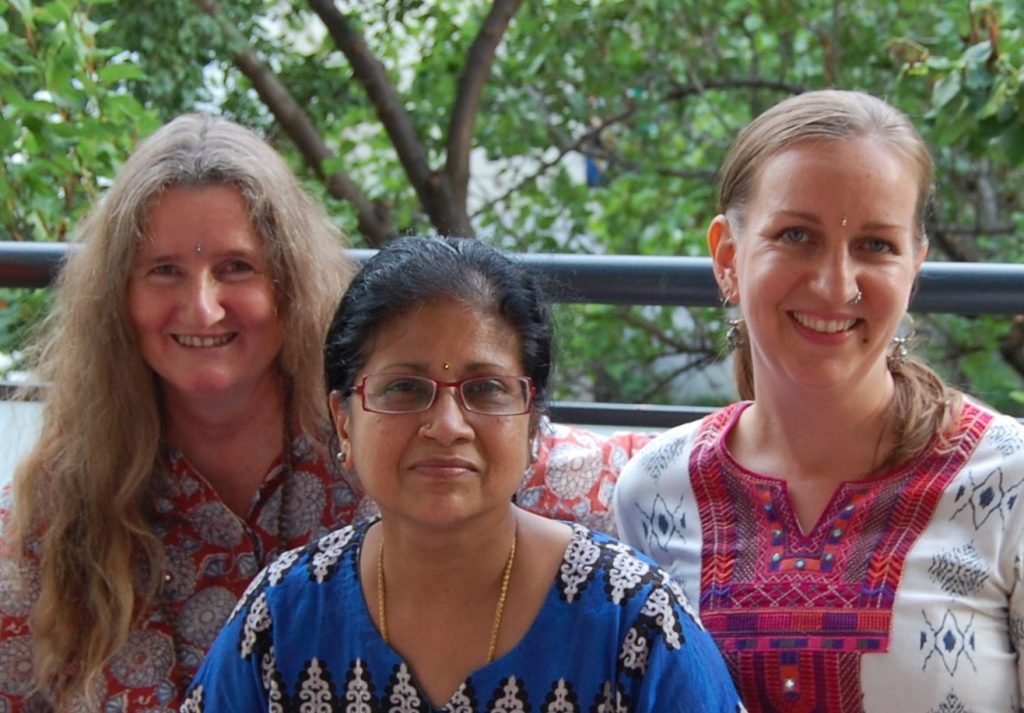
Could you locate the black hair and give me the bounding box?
[324,236,553,412]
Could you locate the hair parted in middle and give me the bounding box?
[323,235,553,415]
[8,112,353,708]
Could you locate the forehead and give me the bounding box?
[750,138,918,215]
[138,185,263,253]
[364,297,521,368]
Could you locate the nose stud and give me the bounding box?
[194,244,203,254]
[848,290,863,305]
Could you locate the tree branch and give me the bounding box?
[446,0,524,212]
[306,0,446,226]
[470,101,637,219]
[636,354,720,404]
[615,309,718,356]
[925,222,983,262]
[191,0,393,245]
[665,76,805,102]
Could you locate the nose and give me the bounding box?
[810,244,860,306]
[186,272,226,325]
[420,386,474,444]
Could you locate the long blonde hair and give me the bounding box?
[718,90,962,468]
[6,113,353,706]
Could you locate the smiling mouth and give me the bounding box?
[174,334,235,348]
[790,312,860,334]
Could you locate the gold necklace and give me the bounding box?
[377,526,517,663]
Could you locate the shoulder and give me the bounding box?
[969,402,1024,455]
[938,401,1024,479]
[558,526,702,628]
[635,404,744,468]
[226,523,364,626]
[616,405,741,490]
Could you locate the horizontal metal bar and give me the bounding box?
[0,242,69,288]
[546,401,714,429]
[3,242,1022,315]
[0,381,710,429]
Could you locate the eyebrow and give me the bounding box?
[770,210,904,231]
[373,361,515,374]
[770,210,822,225]
[135,247,263,265]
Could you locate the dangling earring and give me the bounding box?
[727,318,746,351]
[529,437,540,464]
[888,313,915,370]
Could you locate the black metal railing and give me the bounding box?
[2,241,1023,427]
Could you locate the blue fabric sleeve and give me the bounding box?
[628,583,743,712]
[181,600,269,711]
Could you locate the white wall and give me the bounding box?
[1,401,42,488]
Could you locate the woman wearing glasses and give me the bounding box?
[183,236,742,711]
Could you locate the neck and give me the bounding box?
[373,509,519,596]
[162,372,290,515]
[162,371,287,443]
[742,371,898,481]
[377,514,518,663]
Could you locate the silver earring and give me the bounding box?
[888,337,909,368]
[887,313,915,370]
[529,437,540,464]
[337,448,346,462]
[849,290,863,305]
[726,318,746,351]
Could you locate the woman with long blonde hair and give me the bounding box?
[0,113,354,710]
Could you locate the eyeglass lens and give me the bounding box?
[362,375,531,414]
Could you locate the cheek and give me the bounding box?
[127,288,164,335]
[240,283,280,323]
[348,414,403,460]
[492,418,532,461]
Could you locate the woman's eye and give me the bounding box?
[780,227,810,244]
[864,238,895,254]
[224,260,254,273]
[465,379,509,397]
[381,378,429,396]
[218,260,258,280]
[148,264,179,277]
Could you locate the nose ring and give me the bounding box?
[848,290,863,306]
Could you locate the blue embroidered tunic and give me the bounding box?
[183,522,743,712]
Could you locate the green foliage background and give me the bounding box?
[2,0,1023,412]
